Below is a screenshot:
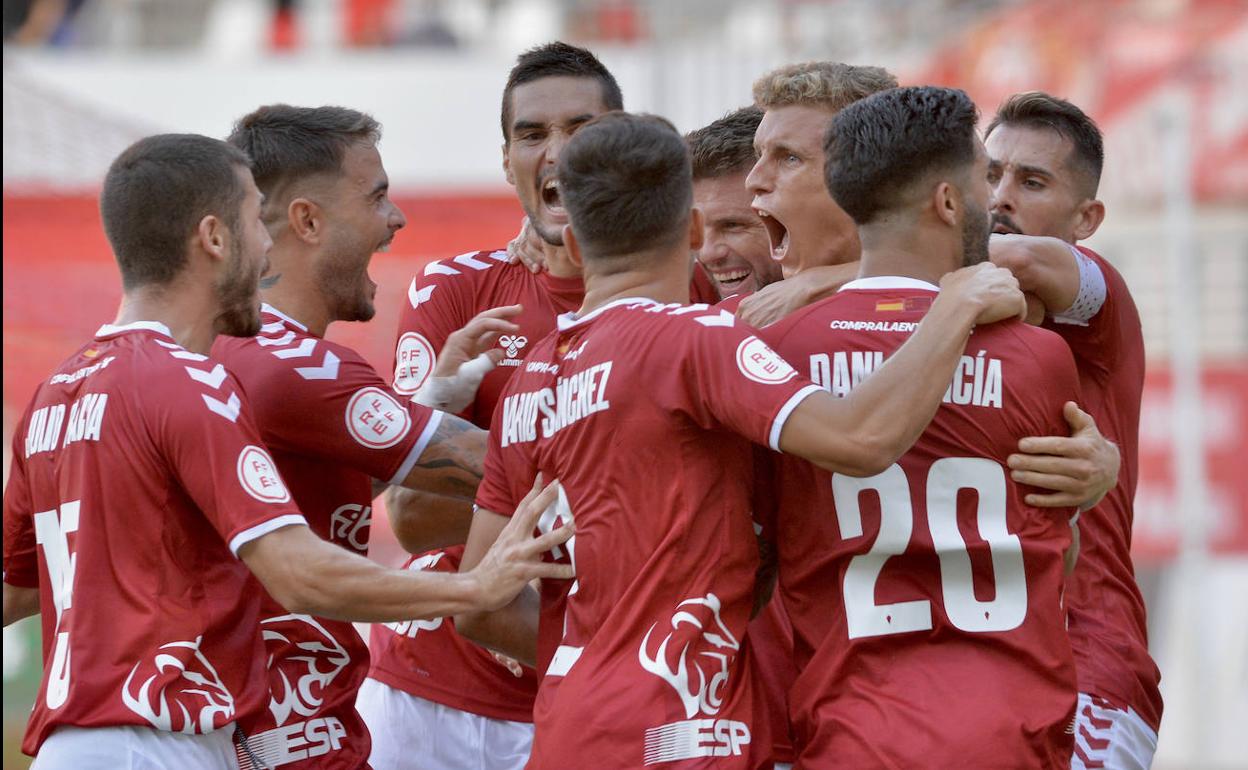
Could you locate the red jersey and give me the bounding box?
[387,250,577,720]
[716,287,801,763]
[213,305,442,769]
[761,277,1082,768]
[714,293,748,314]
[367,545,539,722]
[475,297,821,769]
[2,321,305,756]
[393,250,586,427]
[1044,246,1161,731]
[745,597,797,764]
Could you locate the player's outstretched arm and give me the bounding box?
[1007,402,1120,509]
[238,486,572,624]
[990,234,1082,313]
[455,477,562,666]
[736,262,860,328]
[2,584,39,627]
[778,262,1026,475]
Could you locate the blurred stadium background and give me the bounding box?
[2,0,1245,767]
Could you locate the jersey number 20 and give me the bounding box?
[833,458,1027,639]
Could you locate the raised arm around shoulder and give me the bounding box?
[778,263,1025,475]
[3,583,39,627]
[989,234,1081,314]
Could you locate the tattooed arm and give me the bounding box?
[383,414,486,553]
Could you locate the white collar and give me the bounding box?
[839,276,940,292]
[95,320,174,339]
[261,302,309,332]
[555,296,659,331]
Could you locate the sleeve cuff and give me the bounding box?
[1050,245,1107,327]
[385,409,445,487]
[768,384,824,451]
[229,514,308,557]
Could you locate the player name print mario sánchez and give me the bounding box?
[638,594,751,764]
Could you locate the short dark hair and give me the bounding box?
[686,106,763,181]
[100,133,251,290]
[825,86,979,225]
[985,91,1104,197]
[227,104,381,216]
[558,112,691,262]
[500,41,623,141]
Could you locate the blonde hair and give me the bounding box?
[753,62,898,112]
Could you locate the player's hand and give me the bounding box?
[434,305,523,376]
[733,264,843,326]
[492,651,525,677]
[467,475,575,612]
[414,306,522,412]
[1007,402,1121,509]
[939,262,1026,325]
[507,217,546,273]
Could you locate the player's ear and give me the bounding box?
[933,181,959,228]
[195,214,227,262]
[288,197,322,244]
[687,208,705,252]
[502,143,515,187]
[563,225,584,269]
[1073,198,1105,241]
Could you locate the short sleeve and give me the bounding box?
[678,321,822,451]
[246,343,442,487]
[393,256,480,396]
[2,419,38,588]
[151,366,305,556]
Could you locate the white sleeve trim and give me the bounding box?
[768,384,823,451]
[229,514,308,557]
[1050,245,1107,327]
[385,409,445,486]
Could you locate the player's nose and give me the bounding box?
[389,200,407,231]
[745,157,771,198]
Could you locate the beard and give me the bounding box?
[519,198,565,247]
[318,235,377,323]
[961,198,991,267]
[213,233,262,337]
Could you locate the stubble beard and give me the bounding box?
[961,201,991,268]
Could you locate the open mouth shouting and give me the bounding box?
[754,208,790,262]
[540,174,566,220]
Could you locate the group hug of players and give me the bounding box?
[2,41,1164,770]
